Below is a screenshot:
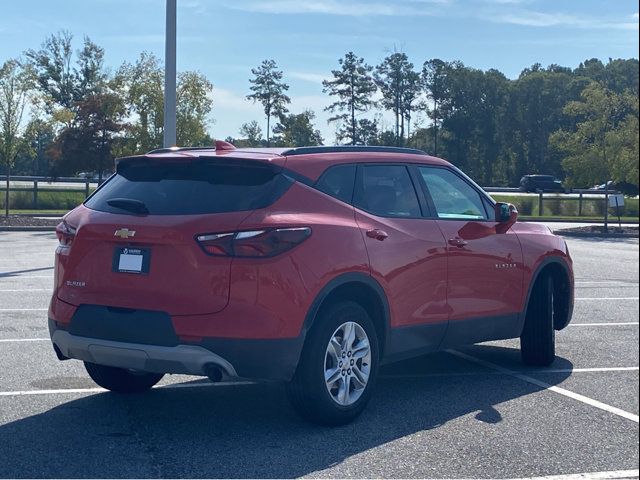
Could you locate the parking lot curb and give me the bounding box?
[554,230,639,238]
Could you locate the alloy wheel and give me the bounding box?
[324,321,372,406]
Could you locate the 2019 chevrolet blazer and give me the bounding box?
[49,143,574,425]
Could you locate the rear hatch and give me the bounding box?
[57,156,291,316]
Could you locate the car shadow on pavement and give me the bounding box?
[0,345,573,478]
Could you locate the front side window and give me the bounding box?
[355,165,421,217]
[419,167,489,220]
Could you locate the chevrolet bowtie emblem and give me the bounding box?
[114,228,136,239]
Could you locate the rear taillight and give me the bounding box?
[55,221,76,247]
[196,227,311,258]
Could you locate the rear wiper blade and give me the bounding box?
[106,198,149,215]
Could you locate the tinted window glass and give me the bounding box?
[482,197,495,220]
[419,167,488,220]
[315,165,356,203]
[355,165,421,217]
[85,161,292,215]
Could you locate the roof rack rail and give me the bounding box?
[146,140,236,155]
[280,145,427,156]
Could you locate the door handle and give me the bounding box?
[366,229,389,241]
[448,238,468,248]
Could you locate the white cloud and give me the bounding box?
[212,86,259,112]
[482,0,531,4]
[103,34,205,45]
[226,0,439,17]
[289,94,329,114]
[492,10,639,30]
[289,71,328,84]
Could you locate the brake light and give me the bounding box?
[55,221,76,247]
[196,227,311,258]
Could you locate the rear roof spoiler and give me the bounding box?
[146,140,236,155]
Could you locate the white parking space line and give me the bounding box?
[570,322,638,327]
[575,297,639,301]
[0,275,53,279]
[0,308,48,312]
[0,267,54,270]
[382,367,639,379]
[0,289,51,292]
[522,469,639,480]
[537,367,639,373]
[448,350,640,424]
[0,380,255,397]
[0,338,50,343]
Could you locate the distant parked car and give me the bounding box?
[519,175,565,193]
[77,171,113,181]
[593,181,639,197]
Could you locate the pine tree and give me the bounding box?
[422,59,450,156]
[247,60,290,147]
[322,52,377,145]
[375,52,418,146]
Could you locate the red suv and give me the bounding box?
[49,143,574,425]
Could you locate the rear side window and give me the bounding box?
[355,165,422,217]
[85,161,292,215]
[315,165,356,203]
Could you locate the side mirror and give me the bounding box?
[495,202,518,231]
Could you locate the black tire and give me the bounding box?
[286,301,380,426]
[520,274,556,366]
[84,362,164,393]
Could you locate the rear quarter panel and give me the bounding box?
[173,183,370,339]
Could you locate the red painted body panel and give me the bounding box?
[50,148,574,359]
[434,220,524,321]
[354,212,449,327]
[172,183,370,339]
[512,221,574,311]
[56,205,249,315]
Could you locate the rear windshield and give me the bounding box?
[85,160,292,215]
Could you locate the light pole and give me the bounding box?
[163,0,177,147]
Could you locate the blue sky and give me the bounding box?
[1,0,638,143]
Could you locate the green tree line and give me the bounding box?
[234,53,638,190]
[1,31,638,200]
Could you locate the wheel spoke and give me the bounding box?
[351,338,370,359]
[342,322,355,351]
[327,338,341,364]
[351,364,369,388]
[325,366,341,385]
[337,377,349,405]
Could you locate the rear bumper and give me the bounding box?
[49,319,304,381]
[51,329,238,377]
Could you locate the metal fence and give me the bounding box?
[483,187,622,220]
[0,175,97,210]
[0,175,630,224]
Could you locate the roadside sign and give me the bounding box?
[608,194,625,208]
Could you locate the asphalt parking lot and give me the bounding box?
[0,231,638,479]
